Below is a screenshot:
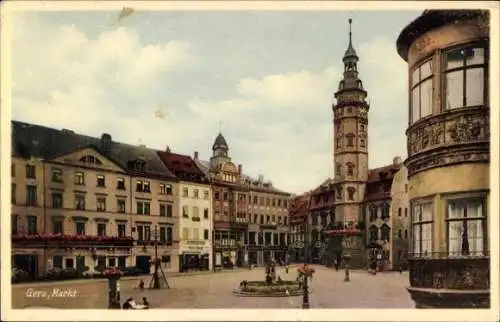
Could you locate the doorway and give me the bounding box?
[12,254,38,280]
[135,256,151,274]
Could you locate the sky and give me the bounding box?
[10,8,422,194]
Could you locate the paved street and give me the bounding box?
[12,265,414,309]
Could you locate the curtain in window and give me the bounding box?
[446,71,464,109]
[421,223,432,256]
[413,225,421,255]
[448,221,462,256]
[412,87,419,122]
[466,68,484,106]
[420,79,433,117]
[421,203,432,221]
[467,220,483,254]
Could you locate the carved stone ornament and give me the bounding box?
[447,116,483,143]
[431,123,444,145]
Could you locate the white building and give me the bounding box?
[157,150,213,272]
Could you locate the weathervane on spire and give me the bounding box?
[348,17,353,45]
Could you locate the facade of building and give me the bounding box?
[397,10,490,308]
[157,150,213,272]
[11,121,180,279]
[194,133,291,267]
[389,163,410,270]
[288,193,310,262]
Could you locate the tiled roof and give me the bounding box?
[157,151,209,184]
[364,163,401,202]
[12,120,177,180]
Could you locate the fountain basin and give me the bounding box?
[233,280,303,297]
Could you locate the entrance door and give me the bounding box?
[135,256,151,274]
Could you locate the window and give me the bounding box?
[182,205,189,217]
[347,163,354,176]
[204,229,209,240]
[11,183,16,204]
[166,184,173,195]
[26,164,36,179]
[136,180,150,192]
[108,258,116,267]
[336,138,342,149]
[412,202,433,257]
[166,204,173,217]
[360,139,366,147]
[346,134,355,147]
[137,226,144,241]
[336,163,341,176]
[96,175,105,187]
[253,196,257,204]
[27,215,37,233]
[144,226,151,240]
[193,189,199,198]
[11,215,18,234]
[96,197,106,212]
[398,208,402,217]
[398,229,402,239]
[204,190,209,200]
[166,227,173,245]
[143,181,151,192]
[76,222,86,235]
[97,223,106,236]
[260,215,264,225]
[52,220,63,234]
[26,185,37,206]
[369,225,378,241]
[117,178,125,190]
[74,171,85,185]
[404,229,408,239]
[75,195,85,210]
[159,184,166,194]
[117,199,126,213]
[159,204,166,216]
[204,208,209,219]
[183,188,189,197]
[118,224,126,237]
[444,46,487,110]
[136,201,150,215]
[410,60,433,124]
[53,256,63,269]
[79,155,103,165]
[52,193,63,208]
[224,192,229,201]
[182,228,189,240]
[159,226,166,242]
[117,256,126,267]
[360,124,365,132]
[278,199,282,207]
[446,197,486,257]
[381,204,390,219]
[347,187,355,201]
[52,168,62,182]
[381,224,391,241]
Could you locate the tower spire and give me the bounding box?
[348,18,352,47]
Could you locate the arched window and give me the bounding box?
[369,225,378,241]
[369,205,378,221]
[347,187,356,201]
[336,186,342,200]
[311,229,318,242]
[346,163,355,176]
[381,224,391,241]
[335,163,342,176]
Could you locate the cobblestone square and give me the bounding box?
[12,266,414,309]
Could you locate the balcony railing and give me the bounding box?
[408,251,490,290]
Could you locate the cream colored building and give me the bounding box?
[11,121,180,278]
[397,10,490,308]
[157,150,213,272]
[389,163,410,270]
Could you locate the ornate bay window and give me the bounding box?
[446,196,487,257]
[444,45,488,110]
[410,60,433,124]
[411,201,432,257]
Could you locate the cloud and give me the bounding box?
[11,12,408,195]
[12,12,196,135]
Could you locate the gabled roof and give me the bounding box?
[157,151,209,184]
[194,158,290,195]
[364,163,401,202]
[12,120,177,180]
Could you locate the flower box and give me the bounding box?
[102,267,123,278]
[296,264,315,277]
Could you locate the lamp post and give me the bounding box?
[302,217,310,309]
[152,225,160,289]
[343,253,351,282]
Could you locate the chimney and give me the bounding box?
[194,151,199,160]
[238,164,242,174]
[166,145,171,153]
[100,133,112,152]
[393,156,402,166]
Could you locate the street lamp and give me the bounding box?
[302,216,310,309]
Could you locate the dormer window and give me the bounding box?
[128,159,146,172]
[136,180,151,193]
[79,155,103,165]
